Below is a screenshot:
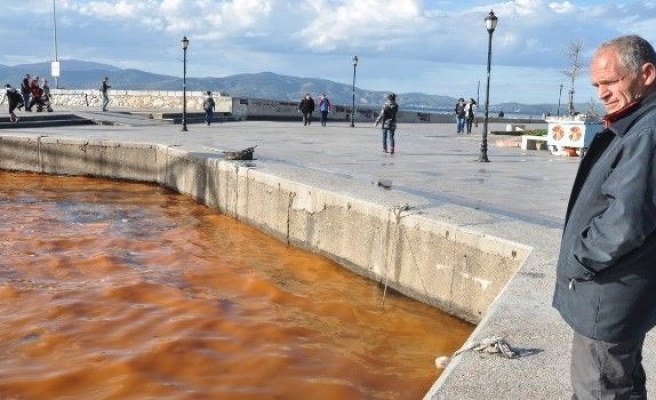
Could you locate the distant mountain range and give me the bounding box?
[1,59,590,116]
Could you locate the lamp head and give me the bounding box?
[352,55,359,66]
[181,36,189,50]
[485,10,498,34]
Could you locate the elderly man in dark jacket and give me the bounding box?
[297,93,315,126]
[553,35,656,399]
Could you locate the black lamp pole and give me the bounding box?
[181,36,189,132]
[350,55,358,128]
[479,10,498,163]
[557,83,563,116]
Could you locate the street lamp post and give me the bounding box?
[479,10,498,163]
[350,55,358,128]
[181,36,189,132]
[557,83,563,116]
[52,0,60,89]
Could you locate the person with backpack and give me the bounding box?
[203,91,216,126]
[454,98,466,134]
[1,84,25,123]
[318,93,331,126]
[374,93,399,154]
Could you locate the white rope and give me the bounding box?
[453,336,518,359]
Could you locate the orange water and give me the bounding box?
[0,171,473,400]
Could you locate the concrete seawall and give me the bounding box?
[0,134,526,324]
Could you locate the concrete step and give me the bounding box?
[0,113,95,129]
[0,110,239,129]
[147,111,238,124]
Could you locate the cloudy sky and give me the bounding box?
[2,0,656,105]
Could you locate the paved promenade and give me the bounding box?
[3,109,656,399]
[18,109,577,226]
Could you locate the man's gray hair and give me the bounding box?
[597,35,656,77]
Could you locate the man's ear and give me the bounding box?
[642,62,656,86]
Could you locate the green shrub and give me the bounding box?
[523,129,547,136]
[490,128,548,136]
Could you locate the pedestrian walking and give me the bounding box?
[203,91,216,126]
[41,79,51,100]
[374,93,399,154]
[318,93,331,126]
[297,93,315,126]
[454,98,466,134]
[100,77,111,111]
[464,98,477,134]
[1,84,25,123]
[28,76,44,112]
[20,74,31,111]
[553,34,656,400]
[41,79,53,112]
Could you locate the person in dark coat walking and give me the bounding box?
[20,74,31,111]
[2,84,25,123]
[464,98,477,134]
[552,34,656,400]
[297,93,315,126]
[374,93,399,154]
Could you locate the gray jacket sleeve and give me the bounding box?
[374,106,385,125]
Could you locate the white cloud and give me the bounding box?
[549,1,576,14]
[72,1,142,19]
[300,0,425,51]
[226,0,273,26]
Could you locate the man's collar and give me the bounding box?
[602,100,642,127]
[603,92,656,135]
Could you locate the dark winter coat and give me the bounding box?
[6,87,23,107]
[455,101,466,118]
[298,97,315,113]
[553,92,656,342]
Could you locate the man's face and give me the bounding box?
[590,48,645,114]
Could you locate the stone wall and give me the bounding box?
[50,89,233,113]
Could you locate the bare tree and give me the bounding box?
[562,41,584,116]
[586,97,600,119]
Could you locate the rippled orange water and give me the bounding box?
[0,171,473,399]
